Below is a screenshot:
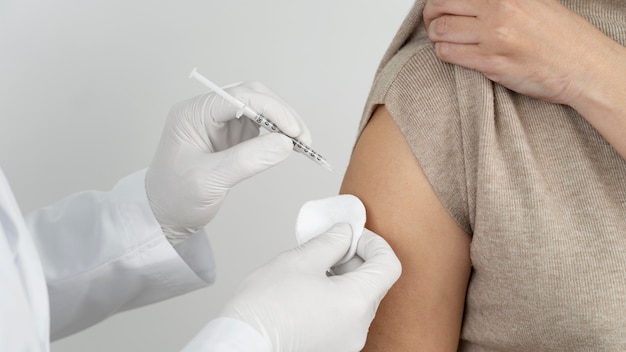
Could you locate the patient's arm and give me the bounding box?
[340,106,471,351]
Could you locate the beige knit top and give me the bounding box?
[360,1,626,350]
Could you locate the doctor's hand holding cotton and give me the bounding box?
[183,223,402,352]
[146,81,311,243]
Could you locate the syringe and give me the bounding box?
[189,68,334,171]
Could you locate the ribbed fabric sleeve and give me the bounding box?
[358,0,626,350]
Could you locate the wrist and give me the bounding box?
[182,317,272,352]
[567,41,626,158]
[566,38,626,113]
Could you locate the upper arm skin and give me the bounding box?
[340,106,471,351]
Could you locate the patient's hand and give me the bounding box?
[423,0,622,107]
[424,0,626,161]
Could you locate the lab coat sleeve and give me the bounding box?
[181,317,271,352]
[24,169,216,341]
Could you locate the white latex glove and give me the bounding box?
[220,223,402,352]
[146,82,311,243]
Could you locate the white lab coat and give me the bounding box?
[0,166,269,351]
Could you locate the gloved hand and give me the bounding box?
[146,82,311,243]
[220,223,402,352]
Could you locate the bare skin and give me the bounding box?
[340,106,471,351]
[424,0,626,160]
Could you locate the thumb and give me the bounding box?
[291,223,353,273]
[208,133,293,188]
[343,229,402,300]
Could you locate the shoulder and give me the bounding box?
[363,37,459,132]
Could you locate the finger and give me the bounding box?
[424,0,484,29]
[205,83,307,142]
[205,112,261,152]
[234,81,302,126]
[227,83,312,146]
[291,223,353,273]
[331,255,364,276]
[206,133,293,187]
[342,229,402,300]
[427,15,483,45]
[203,92,240,123]
[434,41,494,73]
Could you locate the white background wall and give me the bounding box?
[0,1,414,350]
